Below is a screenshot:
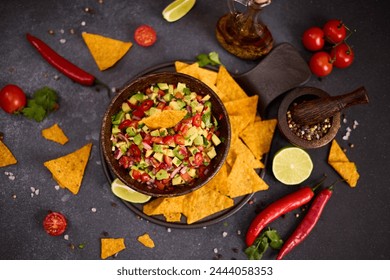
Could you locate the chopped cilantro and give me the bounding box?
[22,86,58,122]
[244,228,283,260]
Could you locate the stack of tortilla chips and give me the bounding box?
[143,62,277,224]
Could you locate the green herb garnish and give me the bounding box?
[244,228,283,260]
[22,86,58,122]
[196,51,222,67]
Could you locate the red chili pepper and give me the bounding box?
[276,186,334,260]
[26,33,95,85]
[245,177,326,247]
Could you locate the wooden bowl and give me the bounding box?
[100,72,231,197]
[277,87,341,149]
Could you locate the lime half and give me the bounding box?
[111,178,151,203]
[162,0,196,22]
[272,147,313,185]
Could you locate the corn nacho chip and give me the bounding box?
[43,143,92,194]
[82,32,132,71]
[140,109,187,129]
[101,238,126,259]
[41,123,69,145]
[137,233,155,248]
[0,140,17,168]
[328,140,360,187]
[226,138,264,169]
[240,119,277,159]
[174,61,190,71]
[143,196,185,216]
[216,65,248,102]
[164,212,182,222]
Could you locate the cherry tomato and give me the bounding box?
[309,51,333,77]
[330,42,354,68]
[302,27,325,51]
[43,211,67,236]
[139,99,154,111]
[323,19,347,44]
[0,84,27,114]
[134,25,157,47]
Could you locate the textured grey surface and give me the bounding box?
[0,0,389,260]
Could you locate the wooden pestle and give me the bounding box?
[290,86,369,125]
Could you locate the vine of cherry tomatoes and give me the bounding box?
[302,19,354,77]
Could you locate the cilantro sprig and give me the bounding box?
[245,228,283,260]
[196,51,222,67]
[22,86,59,122]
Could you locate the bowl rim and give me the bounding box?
[100,71,231,197]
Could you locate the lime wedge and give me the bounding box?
[162,0,196,22]
[272,147,313,185]
[111,178,151,203]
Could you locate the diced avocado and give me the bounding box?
[159,128,168,137]
[190,100,204,113]
[156,169,169,180]
[163,93,173,102]
[173,146,185,160]
[193,135,204,146]
[203,101,212,113]
[172,175,184,185]
[172,157,182,167]
[112,111,125,125]
[145,149,154,158]
[129,92,146,104]
[176,82,187,93]
[112,126,121,134]
[169,100,186,110]
[147,107,161,116]
[126,126,137,137]
[207,146,217,159]
[121,102,131,113]
[142,125,150,133]
[153,152,164,162]
[187,168,197,178]
[168,84,174,94]
[153,144,163,153]
[201,94,211,101]
[150,130,160,137]
[184,126,198,139]
[157,83,169,90]
[117,142,128,154]
[188,146,199,155]
[211,133,221,146]
[202,112,212,128]
[133,134,143,145]
[163,148,175,157]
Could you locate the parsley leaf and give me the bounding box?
[244,228,283,260]
[22,87,58,122]
[196,51,222,67]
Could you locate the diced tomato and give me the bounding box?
[145,87,153,94]
[179,123,190,135]
[192,113,202,127]
[162,135,175,146]
[142,134,152,145]
[139,99,154,111]
[174,91,184,98]
[156,101,166,110]
[119,119,138,130]
[150,158,161,168]
[194,152,203,166]
[198,165,207,177]
[162,105,172,110]
[119,156,132,169]
[154,180,165,190]
[151,136,163,144]
[174,134,186,145]
[177,146,188,159]
[180,172,193,182]
[128,144,141,158]
[126,100,138,109]
[140,172,151,182]
[164,155,173,167]
[132,108,145,118]
[158,89,165,97]
[207,132,213,141]
[131,169,142,180]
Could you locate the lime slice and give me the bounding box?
[111,178,151,203]
[272,147,313,185]
[162,0,196,22]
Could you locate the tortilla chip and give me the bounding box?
[182,184,234,224]
[329,161,360,187]
[174,61,190,71]
[226,139,264,169]
[140,110,187,129]
[143,196,185,216]
[41,123,69,145]
[328,139,349,162]
[43,143,92,194]
[225,154,269,198]
[224,95,258,120]
[82,32,132,71]
[177,62,200,79]
[328,140,360,187]
[137,233,155,248]
[164,212,182,222]
[101,238,126,259]
[216,65,248,102]
[240,119,277,159]
[0,141,17,168]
